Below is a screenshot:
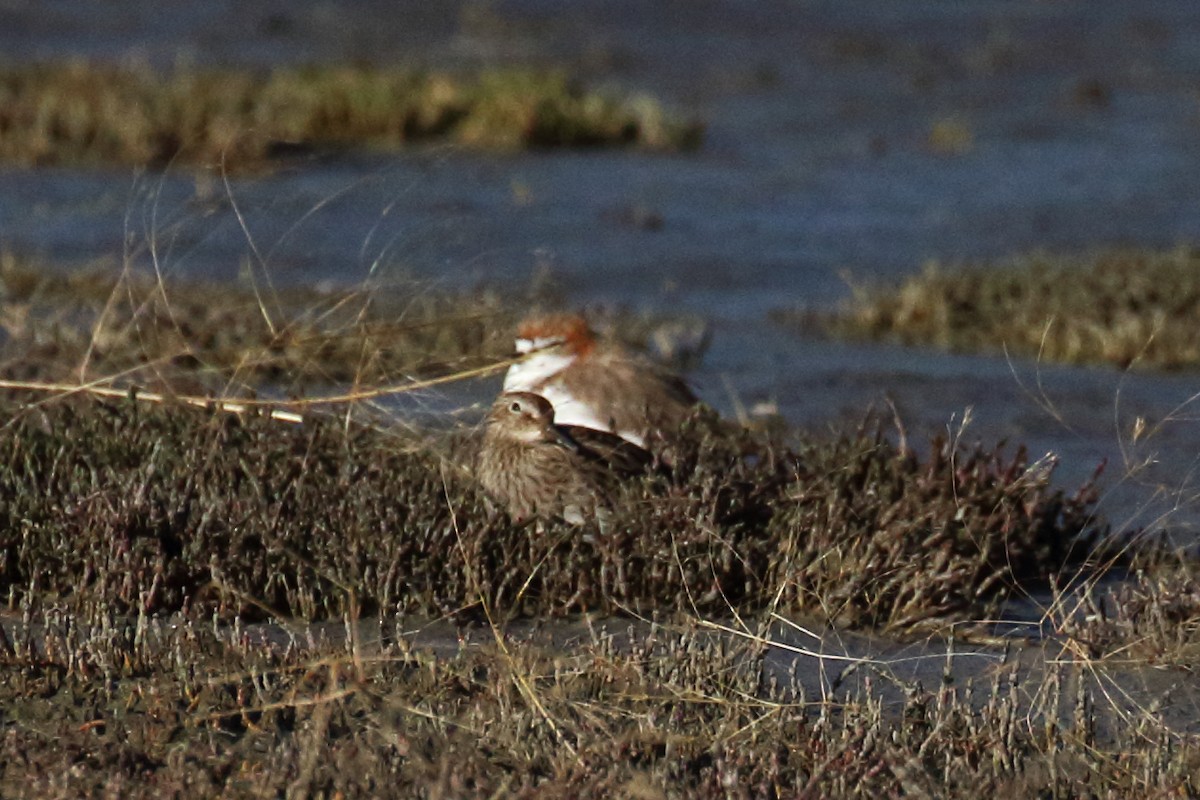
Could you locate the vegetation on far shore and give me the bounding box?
[782,246,1200,370]
[0,60,703,171]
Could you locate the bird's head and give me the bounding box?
[513,313,596,359]
[487,392,580,449]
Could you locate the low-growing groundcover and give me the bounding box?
[0,395,1192,797]
[2,609,1198,798]
[783,246,1200,370]
[0,396,1106,630]
[0,271,1190,797]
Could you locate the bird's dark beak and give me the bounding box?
[549,425,581,453]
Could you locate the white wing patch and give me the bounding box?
[537,383,648,449]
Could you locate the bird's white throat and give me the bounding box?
[504,350,576,391]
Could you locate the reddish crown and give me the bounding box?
[515,313,596,357]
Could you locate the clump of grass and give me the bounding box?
[766,430,1106,631]
[0,61,703,170]
[1056,551,1200,667]
[0,251,518,388]
[783,246,1200,370]
[0,394,1108,633]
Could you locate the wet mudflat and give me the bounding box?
[6,602,1200,797]
[2,0,1200,796]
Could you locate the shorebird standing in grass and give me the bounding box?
[502,313,699,455]
[476,391,651,525]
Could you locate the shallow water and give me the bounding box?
[2,0,1200,539]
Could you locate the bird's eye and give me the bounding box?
[509,401,522,413]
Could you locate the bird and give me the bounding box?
[502,313,700,454]
[476,391,651,525]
